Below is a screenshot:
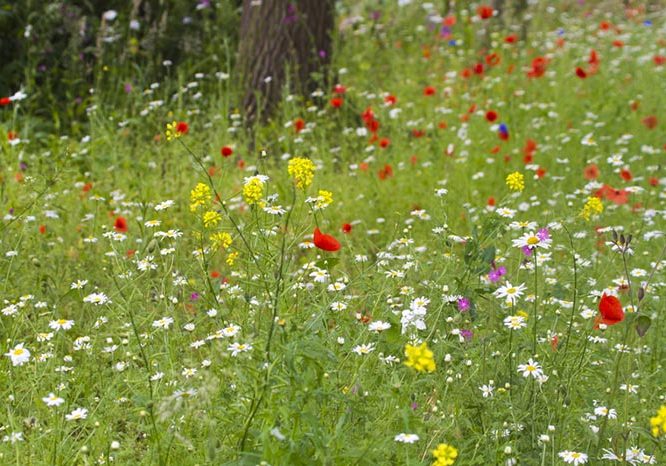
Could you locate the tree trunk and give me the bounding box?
[238,0,335,125]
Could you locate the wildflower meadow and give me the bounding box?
[1,1,666,465]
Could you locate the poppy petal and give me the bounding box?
[313,228,341,252]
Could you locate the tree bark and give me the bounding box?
[238,0,335,125]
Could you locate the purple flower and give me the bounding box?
[318,49,327,58]
[410,402,418,410]
[124,83,132,93]
[457,297,470,312]
[488,265,506,283]
[521,245,533,257]
[460,329,473,341]
[190,292,200,301]
[537,228,550,241]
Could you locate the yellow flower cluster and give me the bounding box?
[210,232,232,250]
[288,157,315,189]
[650,405,666,437]
[432,443,458,466]
[165,121,182,141]
[404,342,436,373]
[505,171,525,192]
[315,190,333,209]
[202,210,222,228]
[226,251,239,266]
[580,196,603,221]
[243,176,265,205]
[190,183,212,212]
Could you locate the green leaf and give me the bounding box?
[636,315,651,337]
[481,245,496,264]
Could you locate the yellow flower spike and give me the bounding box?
[315,189,333,209]
[210,232,232,250]
[580,196,603,221]
[288,157,316,190]
[243,177,265,205]
[404,342,436,373]
[432,443,458,466]
[202,211,221,228]
[189,183,212,211]
[505,171,525,192]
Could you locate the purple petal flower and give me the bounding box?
[457,297,471,312]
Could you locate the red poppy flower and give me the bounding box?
[378,164,393,180]
[487,197,495,206]
[443,15,456,26]
[595,184,629,205]
[384,94,397,105]
[593,294,624,329]
[649,177,659,187]
[654,55,666,66]
[82,182,93,193]
[485,110,498,122]
[7,131,18,141]
[536,167,546,179]
[0,97,10,106]
[476,5,494,19]
[333,84,346,95]
[39,225,46,234]
[473,63,485,75]
[642,115,658,130]
[575,67,587,79]
[583,164,600,180]
[527,56,548,78]
[366,119,380,133]
[221,146,233,157]
[620,168,632,182]
[114,216,128,233]
[599,21,612,31]
[523,139,537,158]
[612,40,624,48]
[485,53,500,66]
[293,118,305,133]
[342,223,352,233]
[504,34,518,44]
[379,138,390,148]
[313,228,340,252]
[423,86,436,96]
[330,97,343,108]
[175,122,189,135]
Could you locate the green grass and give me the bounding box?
[1,2,666,465]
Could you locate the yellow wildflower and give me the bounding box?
[243,176,265,205]
[210,232,232,250]
[190,183,211,212]
[315,190,333,209]
[580,196,603,221]
[226,251,239,266]
[650,405,666,437]
[165,121,187,141]
[505,171,525,192]
[202,211,222,228]
[288,157,315,189]
[404,342,436,373]
[432,443,458,466]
